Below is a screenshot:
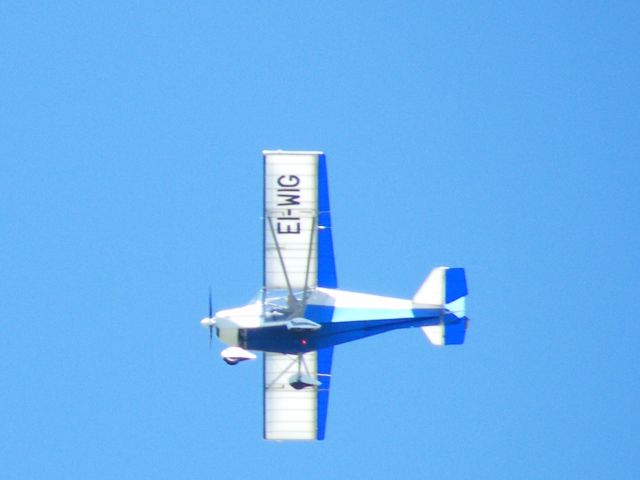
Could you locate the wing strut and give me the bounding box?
[301,216,317,309]
[266,214,317,317]
[265,355,299,389]
[266,216,298,311]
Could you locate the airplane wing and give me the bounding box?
[262,151,336,440]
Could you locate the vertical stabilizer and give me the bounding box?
[414,267,468,346]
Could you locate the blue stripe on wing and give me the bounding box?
[317,154,337,289]
[316,346,334,440]
[316,154,336,439]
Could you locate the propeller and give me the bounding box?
[208,287,213,348]
[200,287,216,349]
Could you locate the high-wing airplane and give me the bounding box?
[200,150,469,441]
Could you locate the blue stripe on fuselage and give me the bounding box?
[243,313,443,354]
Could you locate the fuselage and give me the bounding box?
[214,287,445,355]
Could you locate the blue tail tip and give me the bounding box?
[445,268,468,303]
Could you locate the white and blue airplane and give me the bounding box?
[201,150,469,441]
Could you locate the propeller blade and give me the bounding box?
[207,287,214,350]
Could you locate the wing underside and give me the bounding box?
[264,352,318,440]
[263,152,318,291]
[262,151,335,440]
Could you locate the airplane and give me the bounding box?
[200,150,469,441]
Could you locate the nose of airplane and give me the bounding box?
[200,316,216,327]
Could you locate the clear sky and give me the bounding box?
[1,2,639,479]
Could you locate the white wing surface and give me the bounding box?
[263,151,319,291]
[262,151,334,441]
[264,352,319,440]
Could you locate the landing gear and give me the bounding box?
[288,354,321,390]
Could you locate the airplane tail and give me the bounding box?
[413,267,469,346]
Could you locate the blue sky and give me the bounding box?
[1,2,639,478]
